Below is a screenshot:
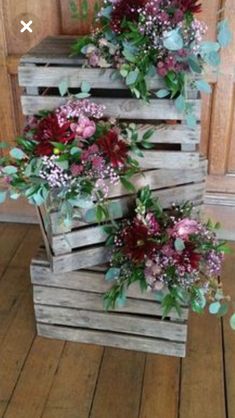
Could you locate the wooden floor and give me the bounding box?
[0,223,234,418]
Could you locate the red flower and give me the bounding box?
[35,142,54,157]
[34,114,75,157]
[174,242,201,270]
[121,219,157,263]
[97,130,128,168]
[111,0,146,32]
[178,0,202,13]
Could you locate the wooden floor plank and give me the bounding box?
[4,336,64,418]
[179,312,226,418]
[139,355,180,418]
[221,243,235,418]
[0,291,36,417]
[41,342,104,418]
[0,267,30,345]
[90,348,146,418]
[0,223,29,270]
[10,225,42,268]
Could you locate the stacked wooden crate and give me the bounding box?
[19,36,207,357]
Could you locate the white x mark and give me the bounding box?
[20,20,33,33]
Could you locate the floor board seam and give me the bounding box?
[88,346,106,418]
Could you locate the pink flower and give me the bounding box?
[71,163,84,176]
[92,156,105,171]
[89,51,100,67]
[81,144,99,162]
[172,218,200,240]
[71,116,96,139]
[144,259,164,291]
[145,212,160,234]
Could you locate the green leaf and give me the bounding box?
[163,29,184,51]
[84,207,97,223]
[155,89,170,98]
[108,201,123,219]
[69,198,94,209]
[116,294,127,307]
[75,92,91,99]
[188,56,202,73]
[81,80,91,93]
[123,49,136,63]
[58,79,68,97]
[0,191,7,204]
[217,20,232,48]
[2,165,18,175]
[142,129,154,141]
[0,141,9,149]
[195,79,212,94]
[209,301,221,314]
[70,146,81,156]
[10,147,27,160]
[204,51,221,67]
[174,238,185,252]
[126,69,139,86]
[186,113,197,129]
[200,41,220,54]
[105,268,120,281]
[10,191,20,200]
[55,160,69,170]
[100,5,112,18]
[217,303,229,317]
[175,94,186,113]
[230,313,235,330]
[120,177,136,193]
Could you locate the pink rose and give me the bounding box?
[71,116,96,139]
[172,218,200,240]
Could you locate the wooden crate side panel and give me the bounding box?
[34,304,187,342]
[131,151,200,169]
[33,285,188,320]
[20,96,201,120]
[51,245,110,272]
[45,180,206,236]
[36,323,186,357]
[137,124,201,144]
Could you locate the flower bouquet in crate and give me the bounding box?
[104,186,234,325]
[0,98,155,271]
[72,0,232,125]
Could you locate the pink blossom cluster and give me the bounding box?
[39,156,72,188]
[56,99,105,125]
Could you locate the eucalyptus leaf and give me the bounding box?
[163,29,184,51]
[0,191,7,204]
[81,80,91,93]
[70,146,81,155]
[10,147,27,160]
[230,313,235,330]
[155,89,170,98]
[195,79,212,94]
[174,238,185,252]
[10,191,20,200]
[105,268,121,281]
[186,113,197,129]
[209,301,221,314]
[59,79,69,97]
[204,51,221,67]
[75,92,91,99]
[100,5,112,18]
[69,198,94,209]
[217,20,232,48]
[175,94,186,112]
[188,56,202,73]
[126,69,139,86]
[2,165,18,175]
[217,303,229,317]
[200,41,220,54]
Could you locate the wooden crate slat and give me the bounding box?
[36,323,186,357]
[34,305,187,342]
[137,124,200,144]
[21,96,201,120]
[131,150,200,169]
[30,252,188,319]
[19,66,166,90]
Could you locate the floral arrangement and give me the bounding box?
[72,0,232,126]
[0,99,153,224]
[104,187,233,324]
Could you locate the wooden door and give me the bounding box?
[0,0,234,223]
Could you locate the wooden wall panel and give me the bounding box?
[0,0,235,223]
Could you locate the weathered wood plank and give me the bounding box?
[137,123,200,144]
[0,291,36,417]
[34,305,187,341]
[37,323,186,357]
[90,348,145,418]
[179,312,226,418]
[19,66,166,90]
[139,355,180,418]
[4,337,64,418]
[21,95,201,120]
[131,150,200,169]
[33,285,188,319]
[41,343,104,418]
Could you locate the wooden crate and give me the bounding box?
[38,159,207,273]
[19,36,201,170]
[30,248,189,358]
[19,36,206,272]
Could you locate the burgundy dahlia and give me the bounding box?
[35,114,75,144]
[110,0,146,33]
[121,219,157,263]
[178,0,202,13]
[97,130,128,168]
